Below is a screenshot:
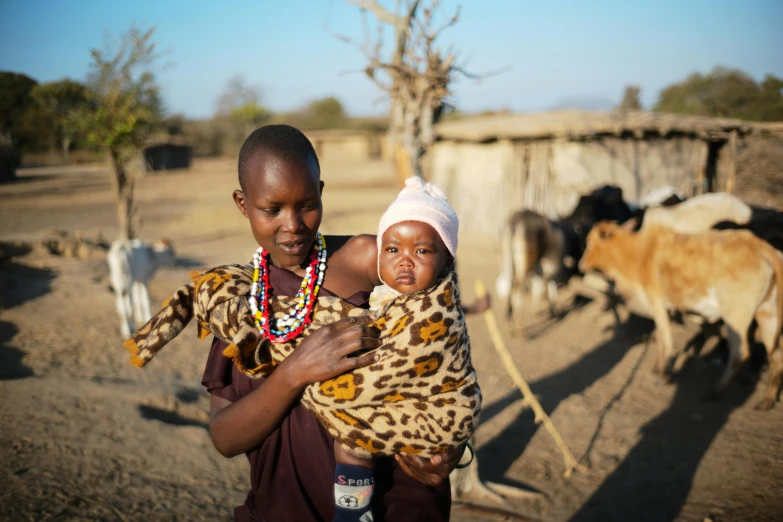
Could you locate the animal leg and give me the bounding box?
[133,281,152,325]
[649,298,675,380]
[707,300,756,399]
[708,325,749,401]
[754,284,782,410]
[757,349,783,411]
[509,283,525,329]
[530,274,544,313]
[115,289,134,338]
[509,223,530,327]
[546,278,558,318]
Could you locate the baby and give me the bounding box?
[329,176,479,522]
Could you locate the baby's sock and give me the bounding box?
[333,463,375,522]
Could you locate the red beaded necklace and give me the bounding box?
[248,233,327,343]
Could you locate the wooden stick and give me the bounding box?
[726,130,738,194]
[474,279,588,479]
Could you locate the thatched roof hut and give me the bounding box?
[429,110,769,236]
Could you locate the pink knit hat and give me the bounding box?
[377,176,459,257]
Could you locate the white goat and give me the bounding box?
[640,192,752,234]
[637,185,685,209]
[108,238,175,337]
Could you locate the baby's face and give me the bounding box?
[379,221,449,293]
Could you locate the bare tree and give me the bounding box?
[333,0,504,183]
[216,75,262,116]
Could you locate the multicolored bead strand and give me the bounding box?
[248,233,327,343]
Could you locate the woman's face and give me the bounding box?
[379,221,449,293]
[233,153,323,271]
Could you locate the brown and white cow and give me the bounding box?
[579,221,783,410]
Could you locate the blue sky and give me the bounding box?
[1,0,781,118]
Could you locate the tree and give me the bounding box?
[215,75,271,146]
[0,72,38,181]
[0,72,38,145]
[333,0,503,182]
[655,67,783,121]
[216,74,262,116]
[82,26,162,240]
[230,102,272,137]
[617,85,642,112]
[300,96,348,129]
[31,79,91,161]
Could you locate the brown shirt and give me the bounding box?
[201,263,451,522]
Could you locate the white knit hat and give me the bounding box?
[377,176,459,257]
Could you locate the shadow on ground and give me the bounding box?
[0,242,57,309]
[137,404,209,429]
[0,320,33,380]
[478,309,759,521]
[569,355,754,522]
[478,313,655,492]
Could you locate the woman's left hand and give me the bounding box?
[394,444,466,487]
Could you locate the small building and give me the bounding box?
[429,110,762,236]
[305,130,384,164]
[144,136,193,172]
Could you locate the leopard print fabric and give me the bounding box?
[124,266,480,459]
[303,273,481,458]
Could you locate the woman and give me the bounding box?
[202,125,465,521]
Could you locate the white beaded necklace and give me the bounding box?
[248,233,327,343]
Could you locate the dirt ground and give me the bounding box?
[1,158,782,522]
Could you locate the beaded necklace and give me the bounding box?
[249,232,327,343]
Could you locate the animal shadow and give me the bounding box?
[137,404,208,429]
[522,293,594,340]
[175,387,202,404]
[172,254,203,269]
[0,242,56,309]
[569,355,755,522]
[0,320,33,380]
[477,312,654,491]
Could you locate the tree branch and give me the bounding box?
[345,0,405,27]
[453,65,512,81]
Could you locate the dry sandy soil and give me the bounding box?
[1,158,782,522]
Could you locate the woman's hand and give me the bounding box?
[394,444,466,487]
[279,315,381,390]
[462,293,491,315]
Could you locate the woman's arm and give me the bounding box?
[208,361,307,458]
[208,316,381,457]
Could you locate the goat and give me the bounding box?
[108,238,175,337]
[637,192,751,234]
[495,210,575,322]
[496,185,634,324]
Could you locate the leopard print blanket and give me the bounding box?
[123,265,480,458]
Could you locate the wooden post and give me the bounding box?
[475,279,588,479]
[726,130,738,194]
[694,141,708,197]
[394,143,413,188]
